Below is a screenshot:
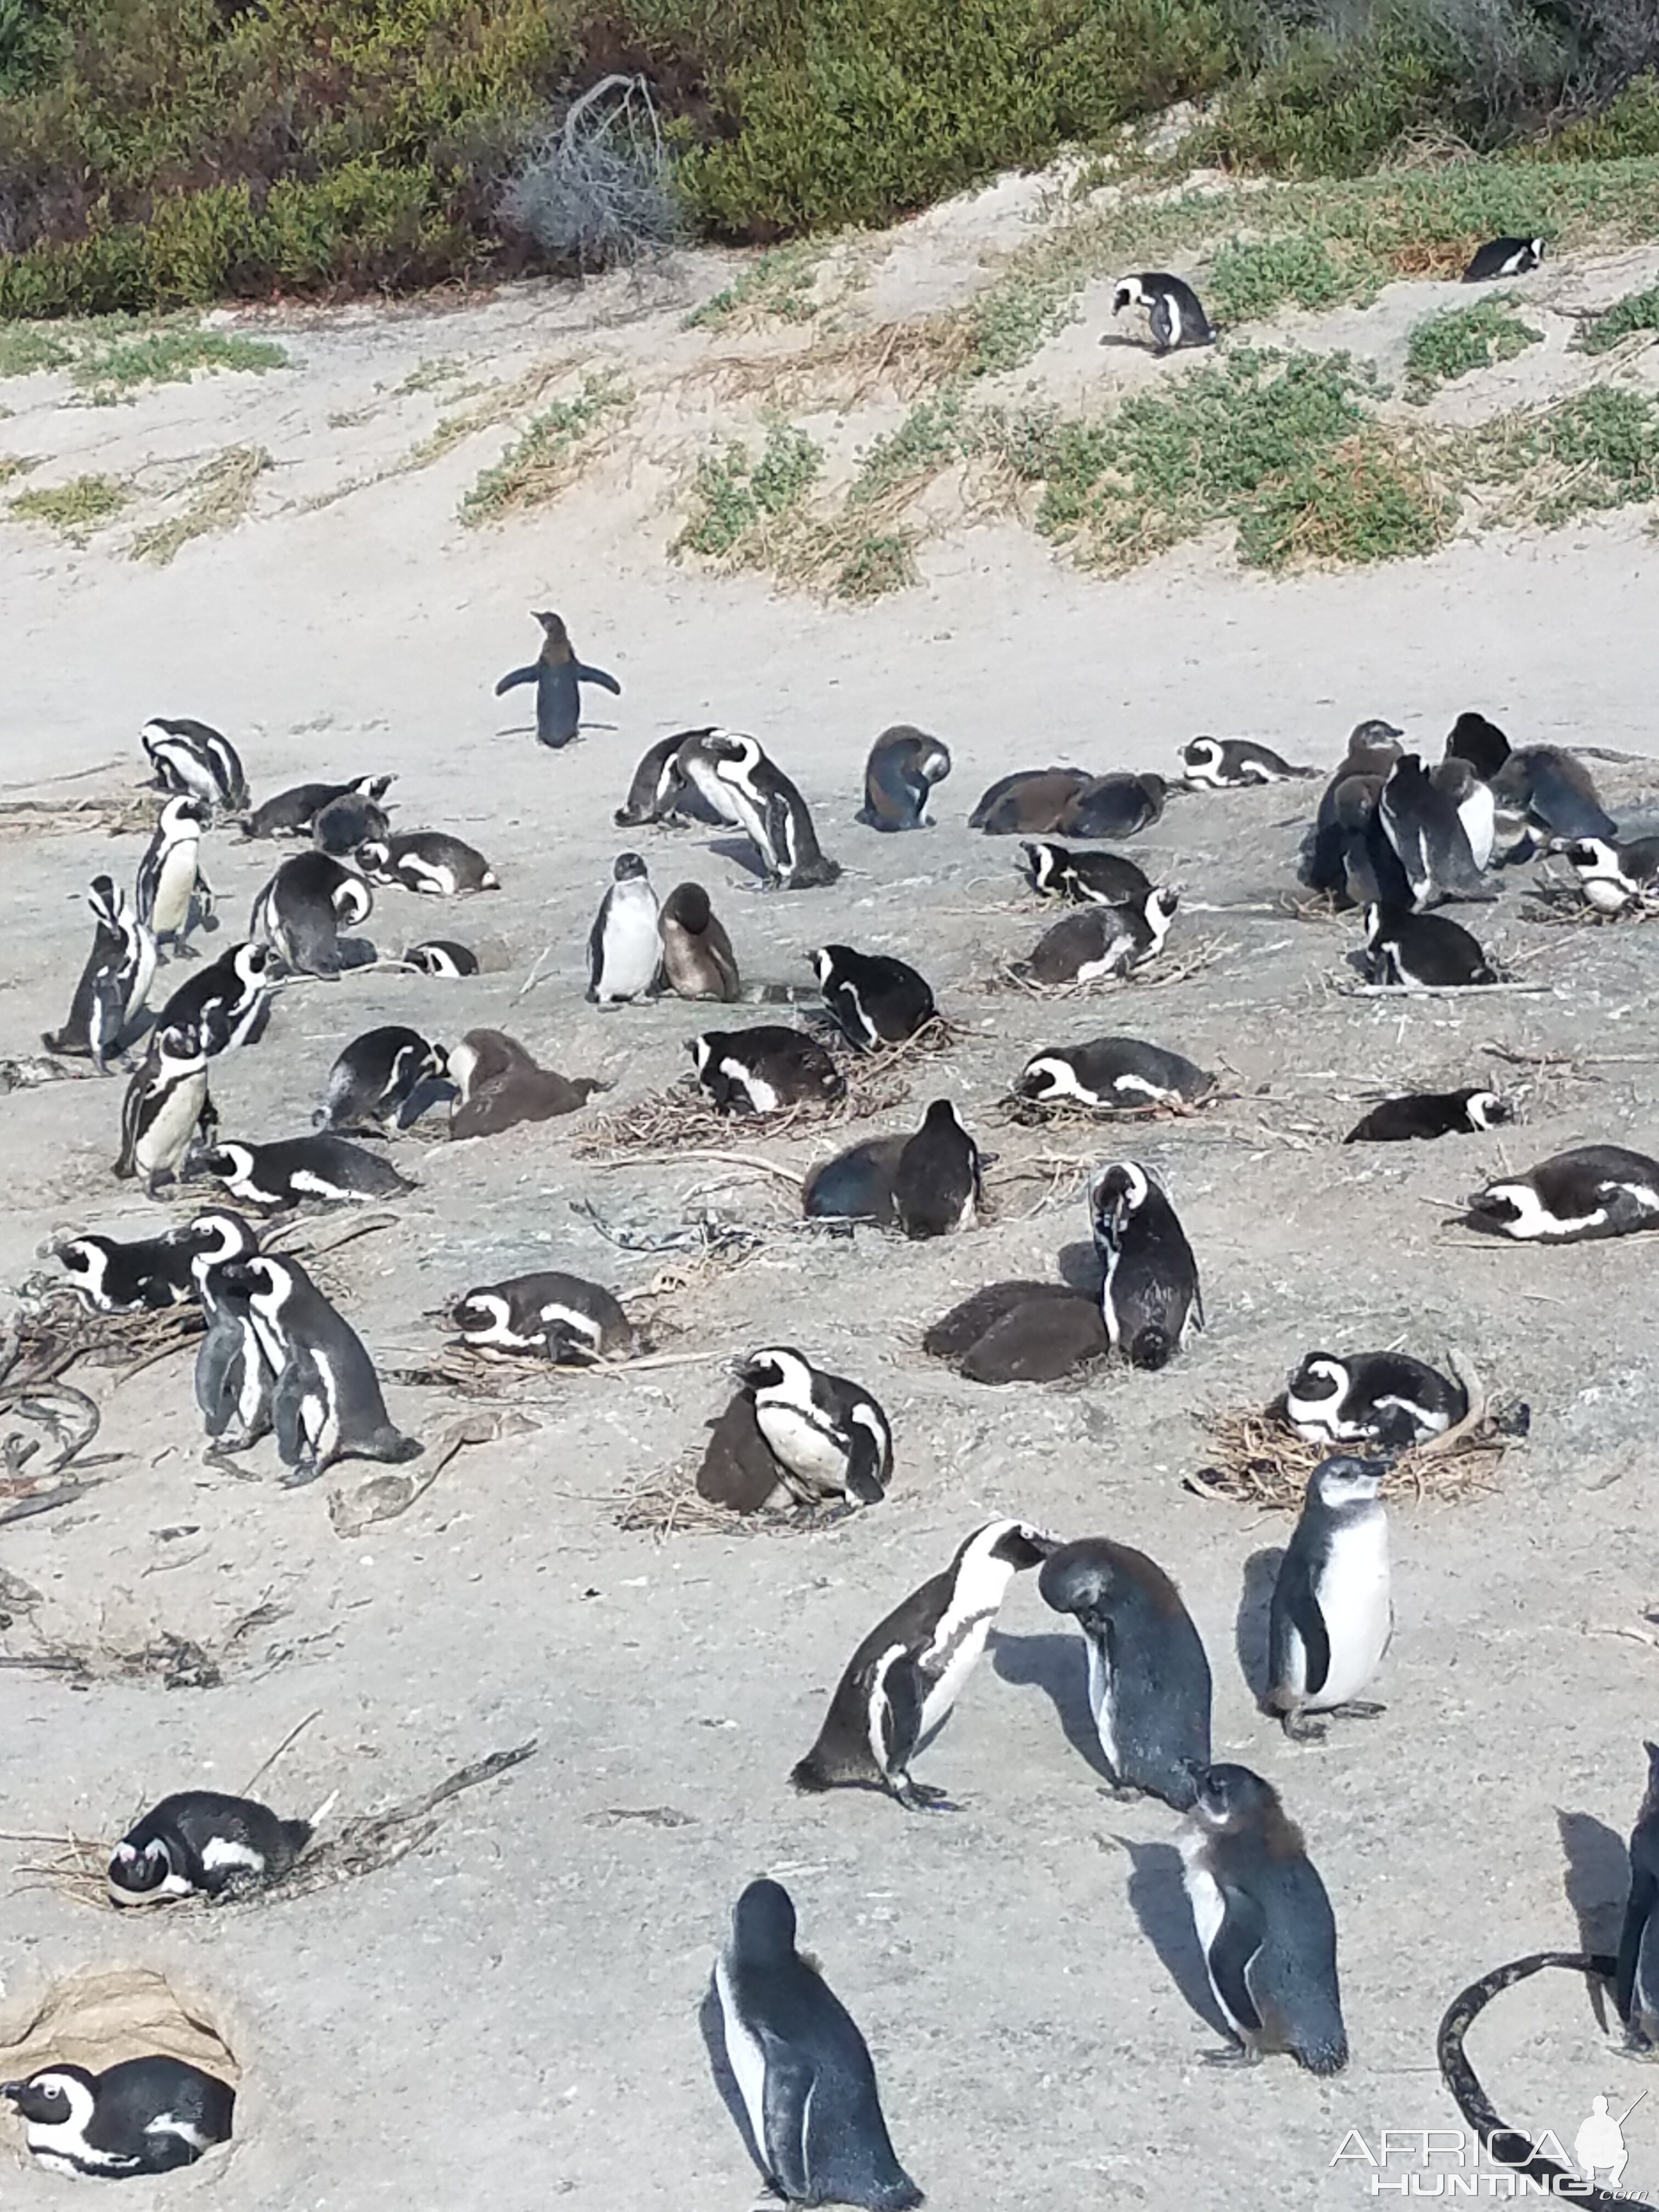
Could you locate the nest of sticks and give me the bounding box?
[3,1294,202,1393]
[978,933,1232,999]
[574,1066,912,1158]
[0,1600,291,1692]
[0,789,159,839]
[989,1087,1228,1133]
[613,1448,832,1539]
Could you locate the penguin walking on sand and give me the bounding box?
[135,794,214,955]
[2,2058,234,2177]
[154,941,272,1059]
[178,1210,271,1454]
[692,732,841,890]
[1091,1160,1203,1369]
[1038,1537,1213,1807]
[1615,1742,1659,2050]
[494,610,619,749]
[251,851,373,979]
[813,945,935,1051]
[792,1520,1053,1809]
[1284,1351,1465,1448]
[319,1026,449,1133]
[893,1099,981,1240]
[43,876,156,1069]
[108,1789,315,1905]
[114,1025,211,1195]
[1465,1144,1659,1243]
[710,1878,922,2212]
[1267,1456,1392,1742]
[860,727,951,831]
[1178,1763,1348,2074]
[1111,271,1212,354]
[1363,903,1498,988]
[659,882,740,1001]
[736,1347,894,1510]
[139,717,246,817]
[1179,737,1317,788]
[587,853,662,1005]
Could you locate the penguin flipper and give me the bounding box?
[843,1432,887,1506]
[495,665,539,696]
[1616,1860,1659,2022]
[759,2041,817,2203]
[1271,1546,1331,1700]
[575,663,621,695]
[876,1650,926,1784]
[1208,1884,1268,2035]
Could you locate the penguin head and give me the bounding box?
[1183,1760,1282,1834]
[1127,1323,1172,1370]
[1020,841,1058,892]
[1463,1090,1510,1132]
[921,1098,966,1138]
[233,942,274,987]
[1349,718,1403,749]
[730,1877,797,1963]
[1360,902,1385,945]
[87,874,122,927]
[222,1254,289,1308]
[612,851,649,884]
[734,1346,808,1400]
[1012,1054,1071,1103]
[1310,1454,1388,1511]
[450,1287,511,1333]
[153,1023,206,1074]
[689,1034,717,1075]
[50,1237,109,1302]
[1111,274,1149,315]
[1523,236,1544,267]
[179,1209,261,1273]
[1286,1353,1348,1408]
[107,1833,175,1899]
[1179,738,1222,780]
[1146,886,1179,932]
[973,1518,1056,1572]
[1091,1160,1152,1240]
[2,2067,98,2131]
[1555,836,1616,877]
[533,610,571,650]
[1465,1180,1523,1231]
[354,775,396,802]
[420,1039,450,1083]
[662,882,712,934]
[705,730,760,776]
[354,839,392,879]
[809,947,843,990]
[200,1143,253,1187]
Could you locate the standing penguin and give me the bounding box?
[1038,1537,1213,1808]
[154,941,272,1059]
[225,1253,421,1483]
[1091,1160,1203,1369]
[892,1099,981,1240]
[1615,1741,1659,2051]
[812,945,935,1051]
[1378,754,1490,907]
[494,610,619,749]
[43,876,156,1069]
[710,1878,922,2212]
[659,882,740,1001]
[1430,757,1497,873]
[1177,1763,1348,2074]
[1111,271,1212,354]
[177,1210,271,1454]
[114,1025,211,1195]
[1267,1456,1392,1742]
[586,853,662,1005]
[860,727,952,832]
[134,794,214,955]
[108,1789,313,1904]
[792,1520,1053,1809]
[2,2059,234,2177]
[692,732,841,889]
[736,1347,894,1509]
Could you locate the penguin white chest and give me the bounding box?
[755,1401,843,1489]
[1310,1515,1391,1707]
[713,1957,771,2162]
[599,886,661,997]
[137,1072,206,1175]
[153,843,198,934]
[1178,1840,1247,2034]
[1084,1632,1119,1770]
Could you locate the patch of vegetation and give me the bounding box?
[1576,283,1659,353]
[0,453,36,483]
[1404,295,1542,398]
[130,444,271,565]
[1205,233,1350,320]
[0,323,72,377]
[394,357,467,396]
[73,327,290,402]
[685,245,826,332]
[675,421,825,561]
[9,471,130,539]
[458,374,632,525]
[1459,385,1659,525]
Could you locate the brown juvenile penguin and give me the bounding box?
[448,1029,605,1140]
[659,883,741,1002]
[695,1391,792,1511]
[969,768,1096,836]
[923,1280,1109,1383]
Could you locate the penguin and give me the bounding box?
[224,1251,420,1482]
[2,2058,234,2178]
[51,1228,197,1313]
[671,730,746,826]
[134,794,214,952]
[403,939,479,978]
[1554,834,1659,916]
[1178,737,1317,788]
[108,1789,313,1905]
[42,876,156,1069]
[1332,775,1415,911]
[1492,745,1616,844]
[696,1391,793,1513]
[892,1099,980,1240]
[198,1135,415,1210]
[1464,1143,1659,1243]
[1058,771,1168,840]
[154,940,273,1059]
[177,1209,271,1452]
[693,732,841,890]
[710,1877,922,2212]
[1284,1351,1465,1448]
[1444,711,1511,782]
[1111,270,1212,353]
[1378,754,1490,906]
[357,831,498,896]
[1430,757,1497,872]
[250,851,373,979]
[114,1024,211,1195]
[691,1026,845,1115]
[791,1520,1053,1808]
[494,610,620,749]
[1014,1037,1214,1114]
[1266,1455,1392,1741]
[318,1026,449,1133]
[449,1029,605,1138]
[803,1136,910,1228]
[1614,1741,1659,2051]
[812,945,935,1051]
[1021,842,1152,907]
[735,1347,894,1509]
[313,788,390,856]
[139,716,246,816]
[587,852,662,1005]
[1343,1087,1510,1143]
[1091,1160,1203,1369]
[1462,235,1543,282]
[1177,1762,1348,2073]
[241,774,393,840]
[615,732,691,827]
[1303,723,1405,892]
[923,1280,1109,1383]
[1020,888,1178,986]
[659,882,741,1002]
[859,726,951,831]
[1038,1537,1213,1807]
[969,766,1094,836]
[448,1271,639,1362]
[1363,902,1498,988]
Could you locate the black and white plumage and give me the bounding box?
[1492,744,1616,844]
[1284,1351,1465,1448]
[358,831,498,896]
[683,731,840,889]
[792,1520,1053,1808]
[892,1098,981,1240]
[1363,902,1498,988]
[1267,1457,1392,1741]
[586,851,662,1005]
[154,940,273,1059]
[812,945,935,1051]
[43,875,156,1069]
[615,732,691,827]
[1178,737,1317,788]
[52,1228,196,1314]
[318,1026,449,1133]
[134,794,214,952]
[736,1346,894,1509]
[1112,270,1212,353]
[1343,1087,1509,1144]
[1554,834,1659,917]
[448,1271,640,1363]
[1462,235,1543,283]
[178,1209,270,1452]
[860,726,951,832]
[1020,888,1178,986]
[140,716,246,816]
[1177,1763,1348,2074]
[403,939,478,977]
[1091,1160,1203,1369]
[250,850,373,979]
[1615,1742,1659,2051]
[1430,757,1496,873]
[1014,1036,1214,1114]
[1020,842,1152,907]
[114,1024,211,1195]
[241,774,393,840]
[691,1025,844,1115]
[198,1135,415,1210]
[2,2058,234,2178]
[709,1878,922,2212]
[1465,1143,1659,1243]
[1038,1537,1213,1808]
[494,609,619,749]
[108,1789,313,1905]
[1059,771,1167,840]
[1378,754,1489,907]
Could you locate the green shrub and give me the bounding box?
[1577,283,1659,353]
[1404,294,1542,397]
[675,421,824,560]
[1206,232,1349,318]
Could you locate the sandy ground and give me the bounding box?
[3,168,1659,2210]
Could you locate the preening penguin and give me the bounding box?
[735,1346,894,1509]
[691,731,841,889]
[1059,771,1167,840]
[1267,1456,1392,1741]
[1111,270,1213,353]
[1462,235,1543,281]
[709,1877,922,2212]
[109,1788,314,1904]
[1378,754,1491,906]
[2,2057,234,2177]
[313,787,390,855]
[358,830,498,896]
[1020,842,1152,907]
[139,715,246,816]
[812,945,935,1051]
[615,732,692,827]
[1091,1159,1203,1369]
[155,940,272,1058]
[449,1029,606,1139]
[43,876,156,1069]
[1465,1143,1659,1243]
[250,850,373,979]
[319,1026,449,1133]
[1343,1087,1510,1143]
[1554,834,1659,917]
[860,726,951,831]
[494,609,620,749]
[691,1025,844,1115]
[587,852,662,1005]
[1038,1536,1213,1807]
[1615,1741,1659,2050]
[1179,737,1317,788]
[1284,1350,1465,1448]
[1363,902,1499,988]
[892,1098,981,1239]
[1014,1036,1214,1115]
[792,1520,1053,1808]
[114,1024,211,1195]
[1018,888,1178,986]
[659,882,741,1002]
[922,1280,1109,1384]
[135,794,215,953]
[1178,1763,1348,2073]
[1430,757,1496,873]
[448,1271,639,1363]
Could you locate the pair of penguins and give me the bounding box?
[616,727,842,889]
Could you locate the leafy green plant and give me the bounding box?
[74,328,290,400]
[675,422,825,561]
[459,374,633,524]
[9,471,130,538]
[1576,283,1659,353]
[130,444,271,563]
[1404,295,1542,398]
[684,245,826,331]
[1206,233,1349,320]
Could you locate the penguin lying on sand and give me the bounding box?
[319,1027,449,1135]
[1015,1036,1213,1115]
[358,831,498,897]
[812,945,935,1051]
[1554,834,1659,917]
[109,1788,315,1904]
[1059,771,1167,840]
[1021,842,1152,907]
[1343,1087,1509,1143]
[923,1280,1109,1384]
[1284,1350,1464,1447]
[691,1026,843,1115]
[735,1347,893,1510]
[3,2058,234,2177]
[199,1135,414,1210]
[1465,1144,1659,1243]
[1179,737,1316,787]
[449,1030,606,1138]
[1019,889,1177,986]
[448,1272,639,1363]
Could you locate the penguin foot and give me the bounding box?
[1096,1782,1147,1804]
[278,1460,325,1489]
[1199,2042,1257,2067]
[893,1779,956,1813]
[1280,1712,1329,1744]
[1328,1700,1386,1720]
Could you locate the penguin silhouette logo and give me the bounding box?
[1575,2090,1643,2187]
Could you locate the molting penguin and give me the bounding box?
[792,1520,1053,1808]
[1059,771,1167,840]
[1038,1537,1213,1807]
[358,831,498,896]
[587,852,662,1005]
[659,882,740,1001]
[710,1878,922,2212]
[225,1251,420,1482]
[200,1135,415,1210]
[114,1025,211,1195]
[1267,1455,1392,1741]
[803,1136,910,1228]
[155,941,273,1058]
[250,850,373,979]
[1363,902,1498,988]
[1343,1087,1510,1143]
[1464,1144,1659,1243]
[178,1209,270,1453]
[135,794,214,953]
[2,2058,234,2178]
[1091,1159,1203,1369]
[1463,235,1543,282]
[1554,834,1659,917]
[449,1029,605,1139]
[1019,888,1178,986]
[494,610,620,749]
[109,1789,314,1905]
[139,716,246,816]
[43,876,156,1069]
[403,939,479,978]
[697,732,841,890]
[241,774,392,840]
[1492,744,1616,844]
[735,1347,894,1510]
[691,1026,844,1115]
[1021,842,1152,907]
[1444,712,1511,783]
[52,1228,196,1313]
[812,945,935,1051]
[1178,1763,1348,2073]
[1284,1351,1465,1447]
[922,1280,1109,1384]
[1014,1036,1214,1114]
[969,766,1094,836]
[1179,737,1318,788]
[892,1099,981,1239]
[448,1271,639,1363]
[1111,270,1213,353]
[1378,754,1489,906]
[1304,723,1404,892]
[1615,1741,1659,2051]
[860,726,951,831]
[318,1026,449,1133]
[1332,775,1414,912]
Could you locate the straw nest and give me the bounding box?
[574,1066,912,1159]
[977,933,1232,999]
[613,1447,838,1539]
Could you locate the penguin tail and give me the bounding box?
[278,1815,317,1860]
[1128,1326,1172,1370]
[371,1428,424,1464]
[789,1752,834,1794]
[870,2179,924,2211]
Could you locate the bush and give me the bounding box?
[499,74,683,270]
[1403,292,1542,395]
[1576,280,1659,350]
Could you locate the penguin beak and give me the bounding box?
[0,2082,26,2103]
